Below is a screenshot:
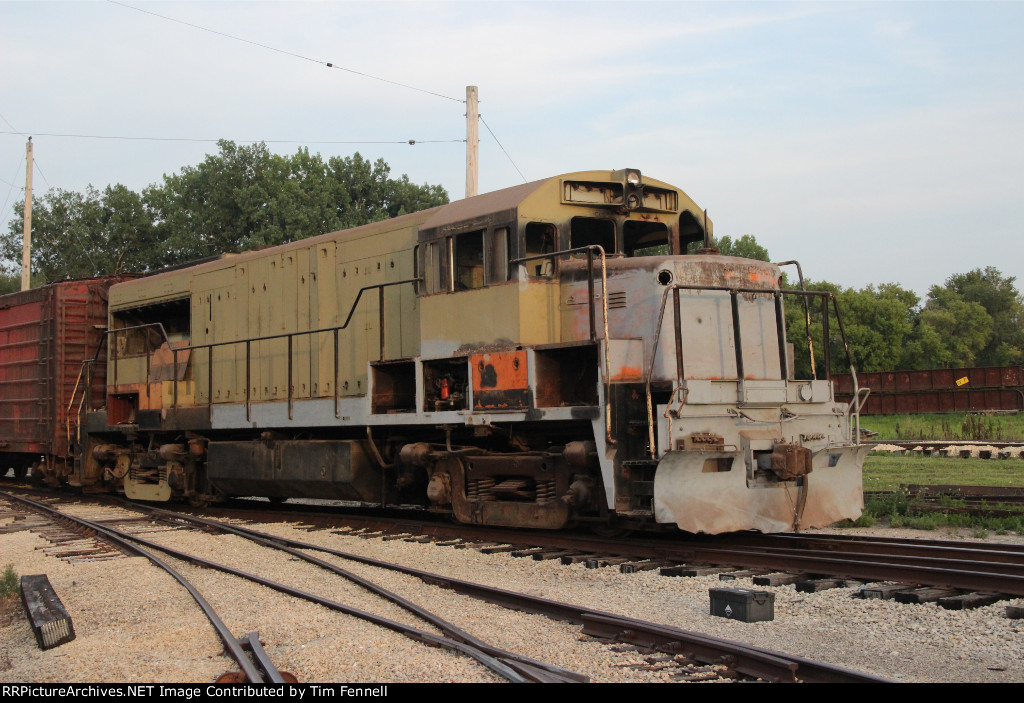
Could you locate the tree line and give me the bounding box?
[3,148,1019,375]
[717,235,1024,375]
[1,140,449,289]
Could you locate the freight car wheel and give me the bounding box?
[12,464,28,480]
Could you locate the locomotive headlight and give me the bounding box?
[625,169,642,187]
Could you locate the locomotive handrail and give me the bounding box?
[643,284,856,459]
[510,244,609,343]
[774,261,817,380]
[511,245,615,443]
[164,277,421,421]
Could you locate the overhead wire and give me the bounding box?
[480,116,527,183]
[0,156,26,229]
[106,1,527,177]
[4,4,528,205]
[0,111,19,132]
[0,130,463,146]
[32,159,51,190]
[107,0,464,103]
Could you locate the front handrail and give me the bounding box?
[643,284,856,459]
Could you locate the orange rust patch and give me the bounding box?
[611,365,643,382]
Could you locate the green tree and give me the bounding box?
[943,267,1023,366]
[144,144,448,268]
[2,185,156,281]
[909,285,994,368]
[783,280,920,378]
[715,234,770,261]
[4,141,449,279]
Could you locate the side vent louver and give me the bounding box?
[607,291,628,309]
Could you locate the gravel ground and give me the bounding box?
[1,502,1023,684]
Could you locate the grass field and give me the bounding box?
[851,452,1024,533]
[860,411,1024,441]
[863,453,1024,492]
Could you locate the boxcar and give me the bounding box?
[0,279,122,482]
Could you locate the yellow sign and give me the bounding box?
[956,376,969,387]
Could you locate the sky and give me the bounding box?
[1,0,1022,299]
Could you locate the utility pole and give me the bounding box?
[465,86,478,199]
[21,137,33,291]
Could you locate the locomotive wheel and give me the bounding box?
[590,524,631,538]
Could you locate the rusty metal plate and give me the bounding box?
[472,350,529,410]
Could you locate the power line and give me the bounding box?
[32,159,51,190]
[480,116,526,183]
[107,0,463,103]
[1,156,26,227]
[0,111,19,132]
[0,130,462,146]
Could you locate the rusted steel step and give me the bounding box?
[20,574,75,650]
[894,587,960,604]
[937,592,1005,610]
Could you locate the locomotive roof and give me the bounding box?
[119,170,687,289]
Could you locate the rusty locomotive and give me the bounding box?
[3,170,868,533]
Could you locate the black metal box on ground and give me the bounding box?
[709,587,775,622]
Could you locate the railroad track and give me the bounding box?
[1,490,586,683]
[0,491,291,682]
[1,490,890,683]
[194,497,1024,607]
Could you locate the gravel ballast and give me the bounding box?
[1,504,1022,684]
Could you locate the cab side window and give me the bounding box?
[454,230,484,290]
[524,222,557,277]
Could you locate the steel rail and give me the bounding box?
[109,500,586,683]
[0,491,269,683]
[136,509,889,683]
[730,531,1024,561]
[579,613,888,683]
[6,491,539,684]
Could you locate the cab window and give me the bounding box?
[524,222,557,277]
[570,217,615,254]
[454,230,484,290]
[624,221,670,257]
